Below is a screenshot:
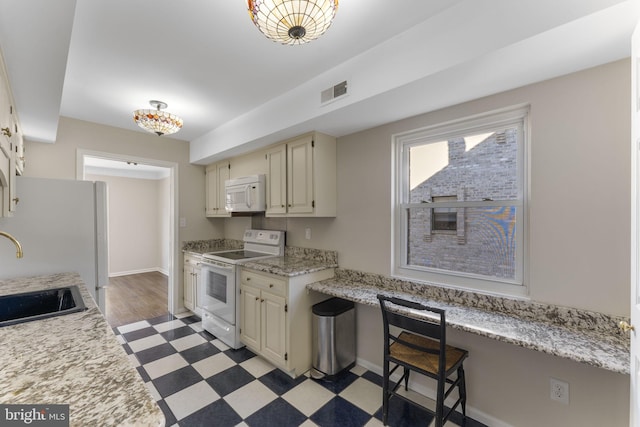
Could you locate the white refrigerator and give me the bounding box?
[0,176,108,313]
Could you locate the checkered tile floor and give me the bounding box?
[114,313,486,427]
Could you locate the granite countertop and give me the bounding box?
[241,256,338,277]
[182,238,243,255]
[0,273,164,427]
[307,269,630,375]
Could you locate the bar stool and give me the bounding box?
[377,294,468,427]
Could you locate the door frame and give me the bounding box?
[75,148,180,315]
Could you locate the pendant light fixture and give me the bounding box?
[133,100,183,136]
[247,0,339,45]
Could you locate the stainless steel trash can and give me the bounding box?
[311,297,356,379]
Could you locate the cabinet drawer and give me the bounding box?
[184,253,202,267]
[241,270,286,295]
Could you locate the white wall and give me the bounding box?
[23,116,224,246]
[86,173,169,276]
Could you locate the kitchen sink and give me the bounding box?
[0,286,87,327]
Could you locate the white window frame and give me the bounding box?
[391,105,530,297]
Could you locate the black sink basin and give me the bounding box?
[0,286,88,327]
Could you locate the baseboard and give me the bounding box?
[355,357,513,427]
[109,268,168,278]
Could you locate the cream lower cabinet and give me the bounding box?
[183,253,202,313]
[240,267,334,378]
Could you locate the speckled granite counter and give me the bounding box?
[242,256,338,277]
[306,269,630,375]
[0,273,164,427]
[181,238,243,255]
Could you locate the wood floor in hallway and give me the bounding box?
[106,271,169,328]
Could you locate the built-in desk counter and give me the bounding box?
[306,269,630,375]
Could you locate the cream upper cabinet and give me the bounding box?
[265,144,287,214]
[239,267,334,378]
[0,48,21,217]
[205,161,230,217]
[265,132,336,217]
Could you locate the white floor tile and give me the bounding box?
[170,333,207,352]
[350,364,367,376]
[174,311,194,319]
[127,353,140,368]
[143,353,189,380]
[145,381,162,402]
[282,380,335,417]
[339,377,382,415]
[153,319,185,333]
[299,420,320,427]
[239,356,275,378]
[117,320,150,334]
[212,339,230,351]
[164,381,219,421]
[224,381,277,419]
[365,418,384,427]
[115,334,126,345]
[192,352,236,379]
[189,322,204,332]
[128,334,167,353]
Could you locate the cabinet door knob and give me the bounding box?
[12,197,18,204]
[619,321,635,332]
[269,284,274,288]
[246,277,251,281]
[255,297,259,301]
[261,299,265,303]
[281,204,285,208]
[1,127,11,137]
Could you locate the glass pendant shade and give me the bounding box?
[247,0,339,45]
[133,100,183,136]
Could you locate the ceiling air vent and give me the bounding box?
[321,80,348,104]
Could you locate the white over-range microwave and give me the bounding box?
[225,174,266,212]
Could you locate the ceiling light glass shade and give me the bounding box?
[247,0,339,45]
[133,100,183,136]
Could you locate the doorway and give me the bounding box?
[76,149,179,324]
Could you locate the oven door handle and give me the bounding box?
[199,261,234,271]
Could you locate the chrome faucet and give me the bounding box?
[0,231,23,258]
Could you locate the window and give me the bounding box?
[393,106,528,296]
[431,196,457,231]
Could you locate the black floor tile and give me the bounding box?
[135,342,177,365]
[245,397,307,427]
[179,342,221,364]
[373,397,434,427]
[258,369,306,395]
[313,370,359,394]
[122,326,157,342]
[155,399,178,426]
[206,365,255,397]
[152,366,203,398]
[160,325,197,341]
[223,346,256,364]
[310,396,372,427]
[146,314,177,325]
[180,315,201,324]
[179,399,242,427]
[136,366,151,383]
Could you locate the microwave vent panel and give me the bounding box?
[321,80,348,104]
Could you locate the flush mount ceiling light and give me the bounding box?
[133,100,183,136]
[247,0,339,45]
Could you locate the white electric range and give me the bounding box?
[198,229,285,348]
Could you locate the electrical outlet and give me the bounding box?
[550,378,569,404]
[305,228,312,240]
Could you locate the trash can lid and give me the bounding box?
[313,297,354,316]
